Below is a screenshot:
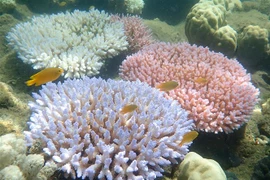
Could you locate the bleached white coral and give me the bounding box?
[6,9,128,78]
[24,77,194,179]
[125,0,144,14]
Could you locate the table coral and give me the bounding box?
[120,42,259,133]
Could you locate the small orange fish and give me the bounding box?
[194,77,208,84]
[120,104,138,114]
[25,67,64,86]
[179,131,198,147]
[156,81,178,91]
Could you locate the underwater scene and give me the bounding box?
[0,0,270,179]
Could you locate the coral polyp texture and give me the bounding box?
[185,0,241,56]
[120,42,260,133]
[24,77,194,179]
[6,9,128,78]
[111,15,154,52]
[124,0,145,14]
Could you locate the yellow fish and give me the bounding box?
[156,81,178,91]
[25,67,64,86]
[194,77,208,84]
[120,104,138,114]
[179,131,198,147]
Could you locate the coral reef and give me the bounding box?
[0,0,16,13]
[252,71,270,99]
[200,0,242,11]
[211,25,237,55]
[111,15,155,52]
[0,133,57,180]
[0,14,19,57]
[186,0,270,66]
[144,19,187,43]
[120,42,259,133]
[185,0,240,56]
[237,25,269,66]
[252,155,270,180]
[226,9,270,66]
[226,9,270,40]
[185,0,226,45]
[262,98,270,115]
[242,0,270,16]
[0,81,31,135]
[124,0,144,14]
[24,77,194,179]
[257,114,270,138]
[175,152,227,180]
[6,9,128,78]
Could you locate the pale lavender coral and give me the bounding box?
[24,77,194,179]
[120,42,260,134]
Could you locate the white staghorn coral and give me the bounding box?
[24,77,194,179]
[6,9,128,78]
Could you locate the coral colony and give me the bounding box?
[24,77,194,179]
[6,9,128,78]
[111,15,154,52]
[120,42,260,133]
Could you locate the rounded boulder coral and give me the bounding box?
[24,77,194,179]
[120,42,259,133]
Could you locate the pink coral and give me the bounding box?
[120,42,260,133]
[111,15,154,52]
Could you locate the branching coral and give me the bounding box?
[6,9,128,78]
[24,77,194,179]
[120,42,259,133]
[111,14,155,52]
